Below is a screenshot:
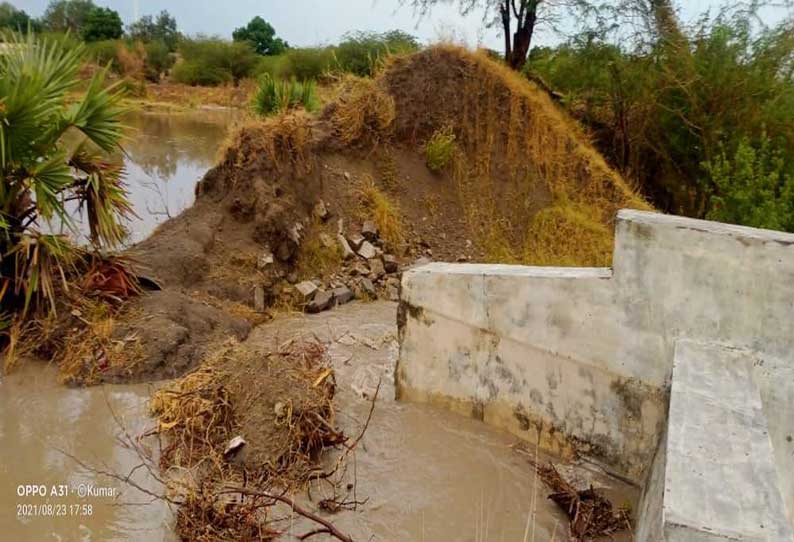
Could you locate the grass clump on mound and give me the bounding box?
[358,180,405,250]
[329,76,395,147]
[425,125,458,172]
[381,45,651,266]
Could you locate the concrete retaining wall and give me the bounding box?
[397,210,794,499]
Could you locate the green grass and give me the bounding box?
[425,126,457,172]
[252,74,319,116]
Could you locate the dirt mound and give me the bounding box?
[382,45,650,264]
[115,45,650,382]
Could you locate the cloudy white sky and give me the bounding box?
[15,0,793,49]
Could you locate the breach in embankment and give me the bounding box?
[78,44,650,385]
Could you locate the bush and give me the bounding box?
[85,39,120,69]
[335,30,419,76]
[172,38,258,86]
[703,135,794,231]
[143,40,174,82]
[252,74,318,116]
[424,125,457,172]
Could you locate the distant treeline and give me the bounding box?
[4,0,794,233]
[0,1,418,85]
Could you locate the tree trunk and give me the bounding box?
[501,1,540,71]
[501,1,512,65]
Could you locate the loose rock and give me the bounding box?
[359,278,377,299]
[306,290,334,313]
[351,261,370,276]
[383,254,398,273]
[333,286,354,305]
[347,233,365,251]
[368,257,385,277]
[357,241,378,260]
[295,280,318,300]
[257,251,274,270]
[362,220,379,241]
[337,234,355,260]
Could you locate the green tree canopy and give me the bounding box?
[82,6,122,42]
[42,0,95,33]
[128,10,179,51]
[232,16,287,55]
[0,2,39,33]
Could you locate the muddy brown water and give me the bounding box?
[2,112,639,540]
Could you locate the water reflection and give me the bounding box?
[120,110,235,243]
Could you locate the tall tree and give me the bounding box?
[0,2,39,33]
[128,10,179,51]
[82,6,122,42]
[232,16,287,55]
[42,0,95,33]
[407,0,578,69]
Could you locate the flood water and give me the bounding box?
[0,364,173,541]
[1,112,639,541]
[120,110,235,243]
[54,109,235,245]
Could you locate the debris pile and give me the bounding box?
[150,339,359,541]
[532,461,632,541]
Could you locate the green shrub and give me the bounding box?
[335,30,419,76]
[172,38,258,86]
[252,74,318,116]
[143,40,174,82]
[425,126,457,172]
[283,47,335,79]
[85,39,121,70]
[703,135,794,231]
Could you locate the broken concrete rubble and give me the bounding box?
[357,241,378,260]
[337,234,355,259]
[347,233,365,251]
[383,254,398,273]
[332,286,354,305]
[306,290,334,313]
[295,280,318,300]
[362,220,379,241]
[368,257,385,277]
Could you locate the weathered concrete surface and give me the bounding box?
[397,264,665,479]
[636,341,793,541]
[397,209,794,500]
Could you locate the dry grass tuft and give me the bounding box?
[329,75,395,147]
[295,221,343,280]
[424,124,458,172]
[358,180,405,250]
[523,196,615,267]
[217,112,314,180]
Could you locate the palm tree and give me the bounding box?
[0,31,132,319]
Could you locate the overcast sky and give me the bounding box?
[15,0,793,49]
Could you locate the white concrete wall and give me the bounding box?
[397,210,794,493]
[637,340,793,541]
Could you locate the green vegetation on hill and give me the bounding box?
[528,2,794,232]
